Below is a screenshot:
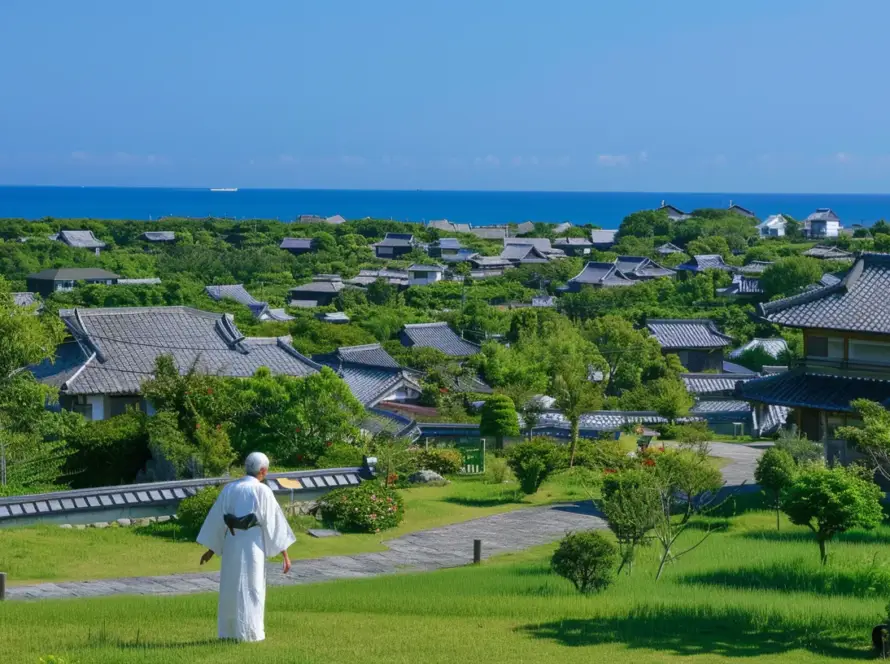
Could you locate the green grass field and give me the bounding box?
[2,505,888,664]
[0,472,597,584]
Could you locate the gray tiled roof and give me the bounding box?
[470,256,512,268]
[409,264,446,272]
[647,319,734,349]
[676,254,735,273]
[0,467,365,525]
[806,208,840,223]
[289,275,347,294]
[40,307,320,395]
[566,262,634,287]
[729,338,788,360]
[401,322,481,356]
[659,204,692,221]
[264,308,294,322]
[318,344,401,369]
[205,284,266,316]
[759,253,890,333]
[615,256,675,279]
[314,345,419,406]
[374,233,415,247]
[738,368,890,412]
[590,229,618,244]
[469,227,507,240]
[803,245,853,260]
[553,237,594,247]
[552,222,572,234]
[427,220,472,233]
[118,278,162,286]
[718,274,763,296]
[325,215,347,225]
[54,230,106,249]
[432,238,464,250]
[12,292,39,307]
[141,231,175,242]
[500,244,549,262]
[729,204,757,218]
[656,242,684,255]
[736,261,774,274]
[682,373,754,395]
[504,237,553,252]
[723,360,757,375]
[28,268,120,281]
[761,404,792,436]
[345,269,409,287]
[280,237,315,250]
[532,295,556,307]
[515,222,536,235]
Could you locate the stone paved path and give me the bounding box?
[6,442,762,601]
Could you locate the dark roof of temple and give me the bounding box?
[374,233,415,247]
[656,242,685,255]
[737,368,890,412]
[758,253,890,333]
[682,373,755,395]
[566,262,635,287]
[315,343,400,369]
[646,319,734,349]
[803,245,853,260]
[614,256,675,279]
[314,344,421,406]
[280,237,315,250]
[675,254,735,273]
[35,307,320,396]
[590,229,618,244]
[400,322,481,356]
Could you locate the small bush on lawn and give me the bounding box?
[573,439,630,473]
[318,481,404,533]
[484,454,513,484]
[506,437,566,494]
[415,448,464,475]
[551,530,617,594]
[177,485,222,536]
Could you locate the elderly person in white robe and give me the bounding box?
[197,452,296,642]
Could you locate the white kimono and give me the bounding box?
[197,476,296,642]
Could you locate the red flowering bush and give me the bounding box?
[318,481,404,533]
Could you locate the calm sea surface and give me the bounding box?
[3,186,890,228]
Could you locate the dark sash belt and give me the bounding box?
[224,513,259,536]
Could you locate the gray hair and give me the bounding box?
[245,452,270,477]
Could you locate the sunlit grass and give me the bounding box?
[2,506,888,663]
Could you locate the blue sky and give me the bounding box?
[1,0,889,192]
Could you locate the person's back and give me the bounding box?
[197,453,295,642]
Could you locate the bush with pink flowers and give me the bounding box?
[318,481,404,533]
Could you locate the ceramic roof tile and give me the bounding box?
[739,369,890,411]
[681,373,754,394]
[56,230,106,249]
[647,319,733,349]
[280,238,315,250]
[141,231,175,242]
[759,254,890,333]
[401,322,480,356]
[675,254,735,273]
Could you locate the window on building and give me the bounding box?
[72,402,93,421]
[849,339,890,365]
[808,336,844,359]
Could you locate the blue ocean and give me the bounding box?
[3,186,890,228]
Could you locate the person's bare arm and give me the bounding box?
[200,549,214,565]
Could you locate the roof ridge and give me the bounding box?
[404,321,448,328]
[339,343,384,351]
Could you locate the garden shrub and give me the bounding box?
[415,447,464,475]
[551,530,617,594]
[176,485,222,536]
[484,454,513,484]
[65,409,151,488]
[573,439,629,473]
[506,437,566,494]
[315,442,365,469]
[318,481,404,533]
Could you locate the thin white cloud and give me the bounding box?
[596,154,629,167]
[473,154,500,167]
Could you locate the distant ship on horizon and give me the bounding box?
[210,187,238,192]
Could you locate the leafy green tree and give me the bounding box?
[651,378,694,424]
[367,278,397,305]
[552,360,602,467]
[782,465,883,565]
[774,424,823,465]
[500,384,545,439]
[784,217,803,240]
[617,209,672,239]
[506,437,566,494]
[600,468,659,574]
[229,366,364,465]
[551,531,617,594]
[582,315,664,396]
[760,257,823,299]
[838,399,890,481]
[479,394,519,450]
[754,448,797,530]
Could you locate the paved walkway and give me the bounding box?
[6,442,762,601]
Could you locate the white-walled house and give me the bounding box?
[408,264,446,286]
[805,209,842,238]
[758,214,787,237]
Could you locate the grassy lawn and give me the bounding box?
[0,472,597,585]
[2,504,887,663]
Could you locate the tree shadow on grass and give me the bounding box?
[742,529,890,546]
[443,494,520,508]
[683,562,890,598]
[521,604,869,659]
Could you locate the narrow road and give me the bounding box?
[6,442,762,601]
